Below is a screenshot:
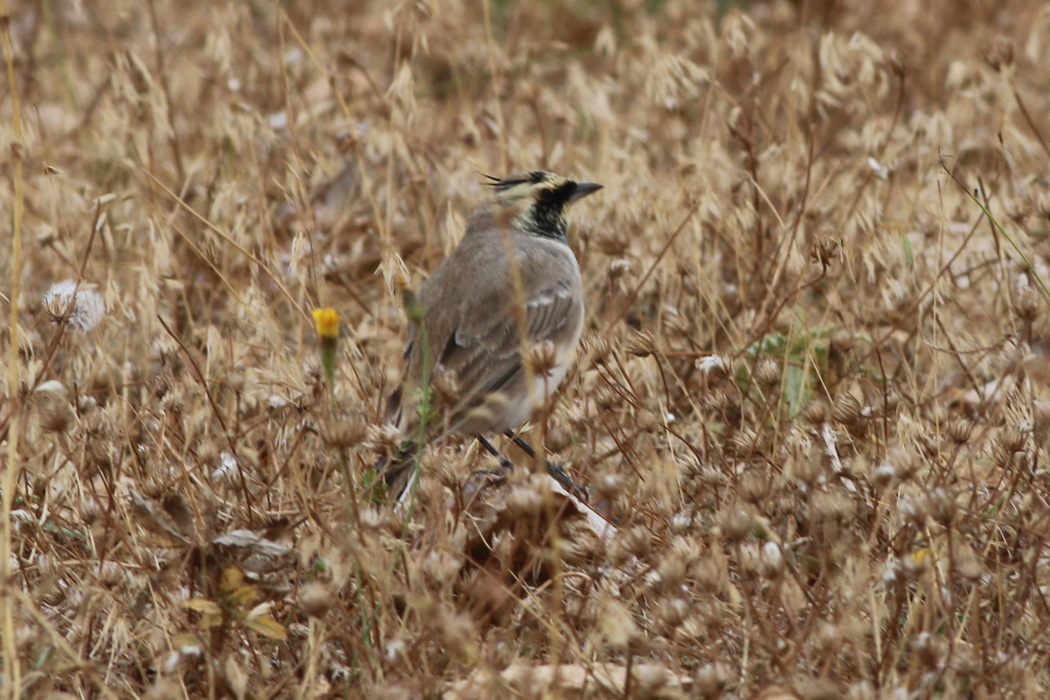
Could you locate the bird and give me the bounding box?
[379,170,602,501]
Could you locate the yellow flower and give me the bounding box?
[313,308,341,408]
[312,308,340,340]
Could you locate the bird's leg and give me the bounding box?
[476,435,514,470]
[504,431,588,500]
[472,435,514,487]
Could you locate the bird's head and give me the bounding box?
[485,171,602,240]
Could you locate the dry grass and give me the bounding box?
[5,0,1050,697]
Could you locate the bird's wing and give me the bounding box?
[436,273,582,430]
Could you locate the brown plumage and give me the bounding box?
[382,171,602,500]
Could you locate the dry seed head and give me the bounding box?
[42,280,106,332]
[692,556,724,593]
[34,381,74,433]
[596,228,630,257]
[608,258,631,283]
[655,597,688,630]
[739,471,769,504]
[703,387,731,413]
[359,506,395,534]
[438,609,477,658]
[299,581,334,618]
[731,427,761,455]
[98,561,123,587]
[430,366,462,409]
[985,36,1015,71]
[587,333,612,367]
[669,511,693,534]
[84,434,114,474]
[619,526,653,559]
[883,388,901,414]
[322,415,368,449]
[1014,286,1042,323]
[545,424,570,452]
[758,541,784,579]
[998,426,1028,454]
[737,546,769,582]
[598,596,641,653]
[802,399,829,425]
[870,460,898,489]
[955,544,984,580]
[899,495,928,527]
[787,444,822,485]
[997,338,1026,371]
[635,409,659,433]
[946,417,973,445]
[795,677,840,700]
[810,491,854,524]
[482,636,514,671]
[914,431,941,462]
[505,483,545,518]
[625,330,656,358]
[830,328,856,355]
[593,471,625,502]
[810,236,839,267]
[364,424,402,455]
[422,551,462,589]
[926,487,956,526]
[1033,400,1050,445]
[656,552,688,591]
[694,662,733,699]
[697,354,732,381]
[524,339,559,378]
[813,621,841,654]
[950,642,979,677]
[914,632,945,670]
[80,498,102,528]
[754,358,780,387]
[1035,190,1050,221]
[720,508,752,543]
[158,387,185,418]
[151,371,173,400]
[990,440,1011,468]
[832,392,864,426]
[41,287,72,323]
[593,384,620,411]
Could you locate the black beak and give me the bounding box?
[568,181,603,203]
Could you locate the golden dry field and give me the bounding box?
[5,0,1050,697]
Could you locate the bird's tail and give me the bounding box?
[376,440,419,503]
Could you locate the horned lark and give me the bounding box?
[382,171,602,500]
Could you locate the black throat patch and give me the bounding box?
[520,181,576,241]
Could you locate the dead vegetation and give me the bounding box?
[5,0,1050,697]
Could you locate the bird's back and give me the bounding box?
[395,201,584,438]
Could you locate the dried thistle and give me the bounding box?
[1014,286,1042,323]
[926,487,956,527]
[322,415,368,449]
[832,392,864,426]
[802,400,829,425]
[754,358,780,387]
[946,417,973,445]
[624,330,656,358]
[34,380,74,433]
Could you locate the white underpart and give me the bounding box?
[519,301,584,424]
[534,361,571,404]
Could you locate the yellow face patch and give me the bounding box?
[491,172,569,222]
